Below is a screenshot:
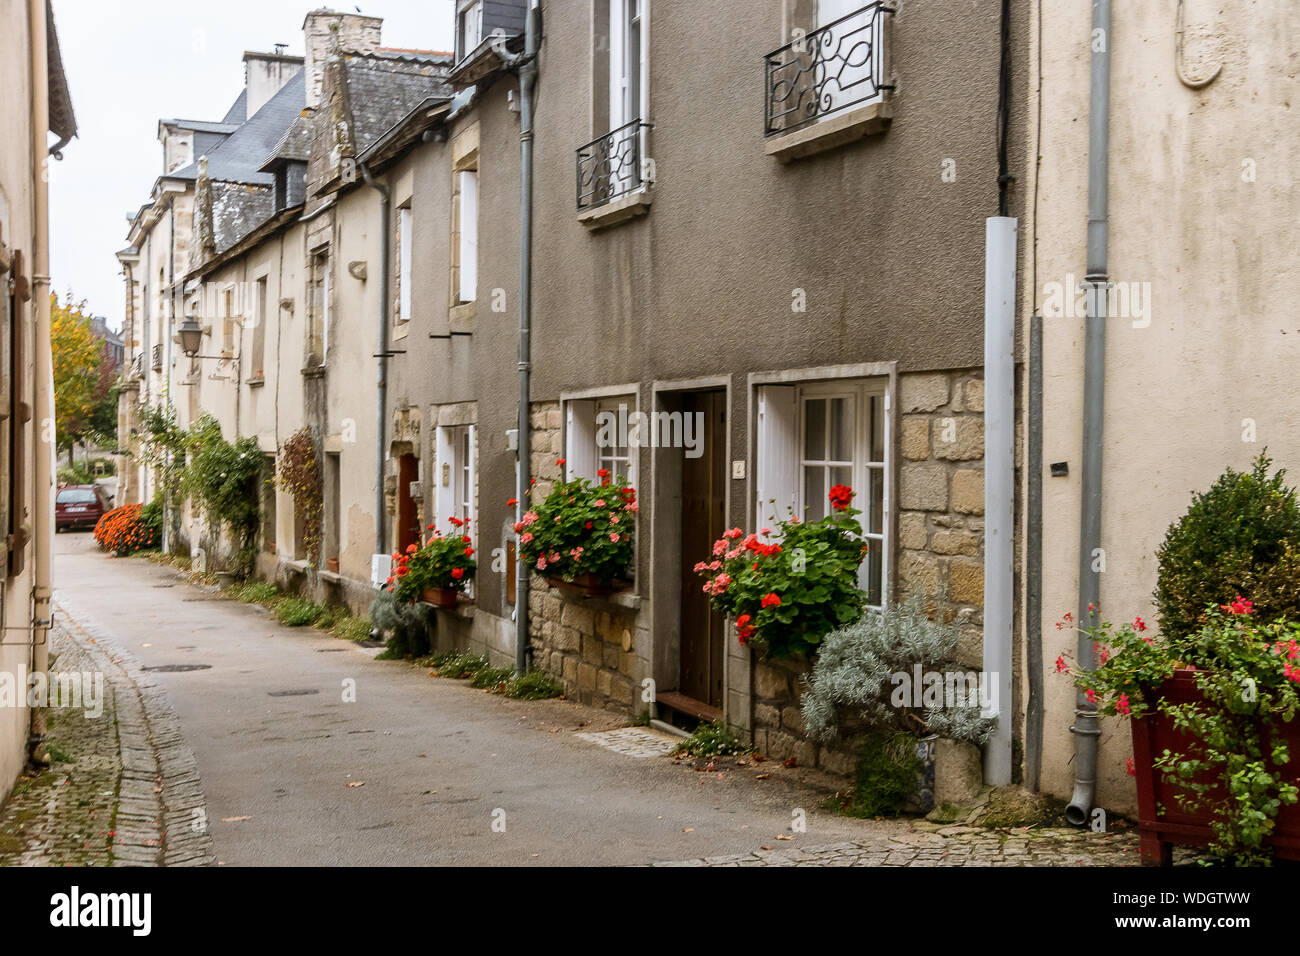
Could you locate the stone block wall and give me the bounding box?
[526,400,651,712]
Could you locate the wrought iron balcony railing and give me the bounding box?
[576,119,652,211]
[151,343,163,372]
[764,2,894,137]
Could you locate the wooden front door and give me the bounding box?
[396,453,419,553]
[678,391,727,707]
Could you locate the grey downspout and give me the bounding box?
[361,166,390,560]
[504,6,540,676]
[163,202,175,554]
[1066,0,1112,828]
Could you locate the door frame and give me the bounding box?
[648,375,732,721]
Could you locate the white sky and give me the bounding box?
[48,0,457,331]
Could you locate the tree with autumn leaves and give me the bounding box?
[51,292,118,467]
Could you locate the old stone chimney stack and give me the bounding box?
[303,9,383,109]
[244,51,304,117]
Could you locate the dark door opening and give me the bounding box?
[396,453,419,554]
[677,390,727,709]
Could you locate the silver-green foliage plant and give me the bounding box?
[801,593,995,746]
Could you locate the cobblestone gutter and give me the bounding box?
[0,598,214,867]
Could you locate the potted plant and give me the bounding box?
[514,465,636,597]
[693,485,866,660]
[386,518,476,608]
[1063,601,1300,865]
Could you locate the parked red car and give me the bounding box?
[55,484,111,532]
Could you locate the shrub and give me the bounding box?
[516,471,636,585]
[694,485,866,660]
[1155,453,1300,639]
[434,652,489,679]
[232,581,279,605]
[183,414,262,578]
[369,589,433,658]
[276,598,323,627]
[672,720,753,758]
[503,670,564,700]
[832,732,923,819]
[330,616,374,643]
[801,593,995,746]
[93,503,159,554]
[277,428,322,568]
[469,665,514,690]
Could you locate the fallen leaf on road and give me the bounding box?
[221,816,252,823]
[760,845,772,851]
[777,834,794,841]
[782,757,798,768]
[755,773,770,780]
[141,643,152,647]
[683,827,694,832]
[346,781,365,788]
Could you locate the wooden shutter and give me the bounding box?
[755,385,799,530]
[8,249,30,577]
[564,400,597,482]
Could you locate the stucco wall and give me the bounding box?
[1032,0,1300,815]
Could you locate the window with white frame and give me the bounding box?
[564,394,638,489]
[456,169,478,304]
[397,205,413,323]
[609,0,643,132]
[434,423,477,536]
[457,0,483,62]
[755,379,888,606]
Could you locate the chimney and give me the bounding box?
[303,9,383,109]
[244,50,305,117]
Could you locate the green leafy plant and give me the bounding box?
[182,414,262,578]
[672,720,753,758]
[277,428,322,568]
[276,598,324,627]
[232,580,279,605]
[432,652,489,679]
[1155,453,1300,640]
[470,665,514,690]
[369,589,433,658]
[516,469,636,585]
[831,732,923,818]
[694,485,866,660]
[503,670,563,700]
[388,520,476,602]
[801,593,995,746]
[329,616,374,643]
[1065,602,1300,865]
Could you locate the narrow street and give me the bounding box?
[0,532,1144,867]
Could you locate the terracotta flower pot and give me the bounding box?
[422,586,460,608]
[550,573,624,598]
[1131,668,1300,865]
[325,558,339,573]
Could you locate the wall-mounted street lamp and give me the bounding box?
[178,314,225,359]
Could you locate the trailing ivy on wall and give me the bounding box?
[182,414,263,578]
[277,427,323,568]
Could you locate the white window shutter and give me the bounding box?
[398,208,413,321]
[466,424,478,533]
[756,385,799,529]
[434,426,456,533]
[458,171,478,303]
[564,400,597,482]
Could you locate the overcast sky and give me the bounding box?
[48,0,457,331]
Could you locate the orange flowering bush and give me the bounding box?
[93,502,160,555]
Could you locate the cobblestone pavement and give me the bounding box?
[0,600,214,867]
[654,824,1150,866]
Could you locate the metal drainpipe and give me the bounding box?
[1066,0,1112,828]
[513,6,540,676]
[360,165,390,561]
[28,0,54,764]
[163,202,175,554]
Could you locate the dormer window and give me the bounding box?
[457,0,484,62]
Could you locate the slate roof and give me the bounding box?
[211,181,276,254]
[260,112,313,170]
[165,69,306,186]
[221,89,248,125]
[46,0,76,142]
[343,51,453,156]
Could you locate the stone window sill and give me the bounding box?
[392,322,410,342]
[423,599,476,620]
[764,98,893,164]
[578,189,652,231]
[449,301,476,329]
[301,364,326,379]
[246,375,265,388]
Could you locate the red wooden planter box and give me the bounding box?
[421,586,461,608]
[1131,668,1300,865]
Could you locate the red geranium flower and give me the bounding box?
[828,484,854,511]
[761,592,781,609]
